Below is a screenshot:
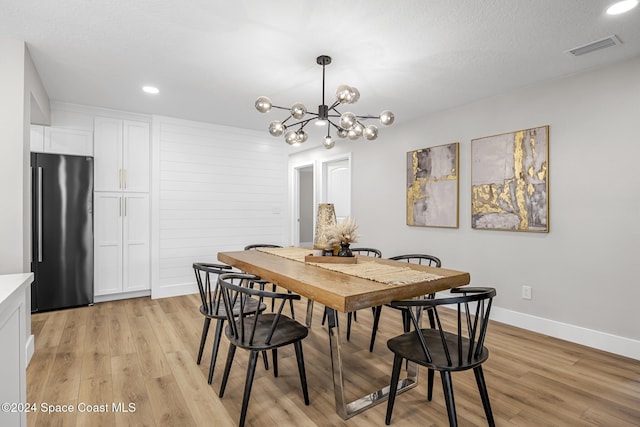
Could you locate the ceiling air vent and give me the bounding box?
[566,35,622,56]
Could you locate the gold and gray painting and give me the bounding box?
[471,126,548,232]
[407,142,459,228]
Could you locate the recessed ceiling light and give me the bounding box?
[142,86,159,94]
[607,0,638,15]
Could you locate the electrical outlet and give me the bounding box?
[522,285,532,300]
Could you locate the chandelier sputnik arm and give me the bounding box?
[255,55,394,149]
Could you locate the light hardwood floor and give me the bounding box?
[28,293,640,426]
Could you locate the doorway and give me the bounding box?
[290,154,351,247]
[295,165,314,246]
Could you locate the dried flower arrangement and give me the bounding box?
[326,217,359,247]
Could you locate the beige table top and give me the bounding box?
[217,249,470,312]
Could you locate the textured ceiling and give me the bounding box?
[2,0,640,136]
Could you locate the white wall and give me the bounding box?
[23,44,50,362]
[299,167,314,244]
[50,101,149,129]
[151,116,289,298]
[0,39,51,365]
[0,39,27,275]
[289,56,640,359]
[25,48,50,127]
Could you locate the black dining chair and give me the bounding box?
[193,262,269,385]
[243,244,296,319]
[350,247,383,258]
[321,247,382,341]
[243,243,282,251]
[385,287,497,426]
[217,273,310,427]
[369,254,441,352]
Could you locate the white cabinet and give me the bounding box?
[0,273,32,427]
[46,127,93,156]
[94,117,150,192]
[94,192,150,296]
[93,116,150,300]
[30,125,93,156]
[30,125,44,152]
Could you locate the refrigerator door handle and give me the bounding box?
[37,166,43,262]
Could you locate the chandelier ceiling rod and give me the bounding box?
[255,55,394,149]
[320,55,327,110]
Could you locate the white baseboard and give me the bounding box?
[93,289,151,303]
[490,306,640,361]
[26,334,34,366]
[151,282,198,299]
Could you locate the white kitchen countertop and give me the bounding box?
[0,273,33,311]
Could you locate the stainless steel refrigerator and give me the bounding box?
[31,152,94,312]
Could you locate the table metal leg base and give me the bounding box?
[326,308,419,420]
[305,299,314,328]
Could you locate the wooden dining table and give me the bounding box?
[217,248,471,420]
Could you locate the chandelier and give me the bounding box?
[255,55,395,149]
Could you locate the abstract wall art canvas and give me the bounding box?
[471,126,549,232]
[406,142,459,228]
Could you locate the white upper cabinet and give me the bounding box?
[30,124,93,156]
[30,125,45,152]
[94,117,150,192]
[93,118,122,191]
[46,127,93,156]
[122,120,151,192]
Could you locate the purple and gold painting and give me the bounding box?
[406,143,459,228]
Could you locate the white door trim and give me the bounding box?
[289,161,315,246]
[288,152,351,246]
[321,153,352,220]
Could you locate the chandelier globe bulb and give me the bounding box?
[364,125,378,140]
[336,85,351,103]
[323,136,335,149]
[336,128,348,139]
[291,103,307,119]
[340,112,357,130]
[353,123,364,137]
[297,130,308,143]
[347,129,359,140]
[284,130,298,145]
[348,87,360,104]
[255,96,272,113]
[268,121,285,137]
[380,110,395,126]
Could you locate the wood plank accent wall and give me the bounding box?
[154,117,288,295]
